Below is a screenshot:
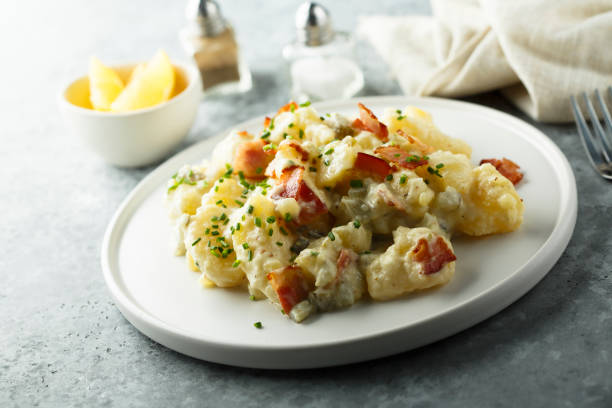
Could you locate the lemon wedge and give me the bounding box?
[110,50,175,112]
[89,56,124,111]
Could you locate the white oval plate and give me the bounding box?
[102,96,577,369]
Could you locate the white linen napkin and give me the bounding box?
[358,0,612,123]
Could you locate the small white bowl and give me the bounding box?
[59,61,201,167]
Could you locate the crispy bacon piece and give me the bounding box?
[396,130,435,154]
[263,116,271,128]
[352,103,389,142]
[374,145,428,170]
[353,152,393,180]
[286,142,309,162]
[480,158,523,185]
[271,166,328,224]
[237,130,250,137]
[233,139,273,179]
[277,101,299,115]
[267,266,313,314]
[337,249,358,275]
[412,237,457,275]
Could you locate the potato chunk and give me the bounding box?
[383,106,471,158]
[366,227,456,300]
[457,163,524,236]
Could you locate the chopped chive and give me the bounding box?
[353,220,361,229]
[288,123,294,128]
[349,179,363,188]
[256,167,263,174]
[254,322,263,329]
[324,159,330,166]
[324,148,334,155]
[262,143,277,152]
[311,251,319,257]
[248,205,254,214]
[436,163,445,169]
[232,260,241,268]
[249,295,256,301]
[216,199,223,205]
[212,224,219,229]
[299,101,311,107]
[320,116,325,121]
[276,242,283,247]
[397,115,406,120]
[396,109,402,114]
[362,250,372,254]
[268,228,273,236]
[191,237,201,246]
[386,174,393,181]
[205,228,210,234]
[261,131,270,139]
[254,217,262,227]
[269,118,275,130]
[309,166,317,172]
[211,231,220,236]
[394,153,401,158]
[427,166,443,177]
[299,129,304,139]
[234,199,244,207]
[266,216,276,224]
[214,186,219,192]
[279,226,288,236]
[210,248,220,257]
[242,243,249,249]
[284,213,292,222]
[236,223,241,231]
[248,250,253,261]
[399,174,408,184]
[328,231,336,241]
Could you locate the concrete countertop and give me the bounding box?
[2,0,611,406]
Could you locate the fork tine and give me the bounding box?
[582,92,611,163]
[571,95,608,175]
[595,89,612,151]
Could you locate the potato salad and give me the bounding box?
[165,102,525,322]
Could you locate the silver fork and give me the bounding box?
[570,87,612,180]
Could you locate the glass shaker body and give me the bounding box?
[282,32,363,103]
[180,24,252,97]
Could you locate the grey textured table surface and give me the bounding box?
[2,1,611,407]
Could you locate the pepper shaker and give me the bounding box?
[282,2,364,102]
[180,0,252,96]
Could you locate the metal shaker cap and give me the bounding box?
[295,2,335,46]
[185,0,227,37]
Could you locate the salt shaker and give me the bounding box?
[180,0,252,96]
[282,2,364,102]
